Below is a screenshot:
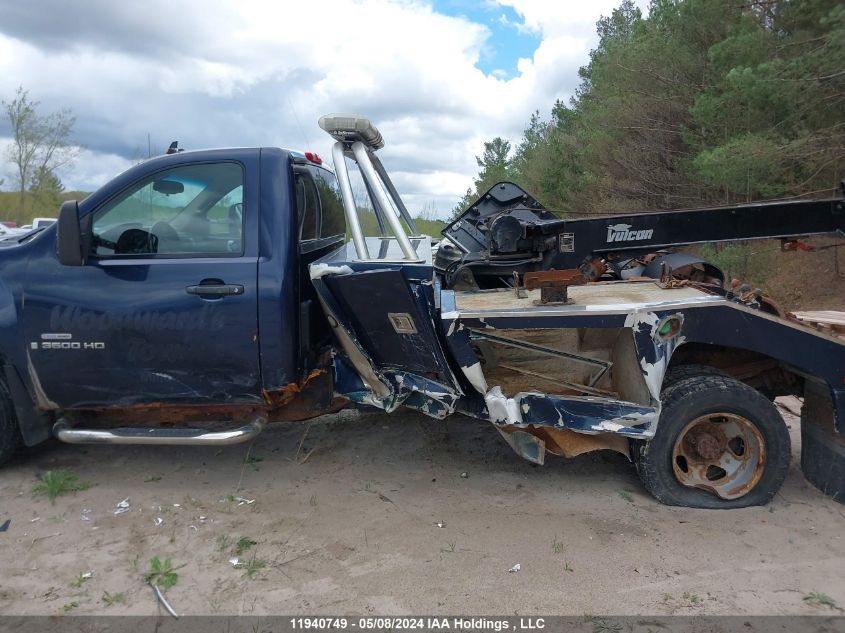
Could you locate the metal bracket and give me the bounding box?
[523,269,587,305]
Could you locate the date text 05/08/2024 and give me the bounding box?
[289,618,546,631]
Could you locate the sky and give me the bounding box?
[0,0,646,218]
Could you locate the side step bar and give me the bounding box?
[52,416,266,446]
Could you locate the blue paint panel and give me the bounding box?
[256,148,299,391]
[519,393,656,436]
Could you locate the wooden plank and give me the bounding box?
[791,311,845,327]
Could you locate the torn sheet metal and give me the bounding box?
[485,386,522,425]
[478,385,656,437]
[498,423,631,464]
[491,402,643,465]
[625,310,686,402]
[384,372,459,419]
[441,314,488,394]
[495,427,546,465]
[312,259,464,419]
[516,392,656,437]
[262,368,326,409]
[531,425,630,458]
[333,357,460,420]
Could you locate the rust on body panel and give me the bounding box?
[69,361,345,427]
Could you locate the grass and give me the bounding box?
[70,572,91,588]
[101,591,125,607]
[441,542,456,553]
[144,475,162,483]
[243,455,263,470]
[309,494,318,507]
[618,490,634,503]
[145,557,178,590]
[590,618,622,633]
[682,592,702,605]
[235,537,257,556]
[32,469,90,504]
[552,536,564,554]
[564,561,574,572]
[241,552,267,579]
[62,601,79,612]
[804,592,837,609]
[221,535,266,578]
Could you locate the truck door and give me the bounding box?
[23,159,261,409]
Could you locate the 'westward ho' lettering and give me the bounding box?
[49,305,225,332]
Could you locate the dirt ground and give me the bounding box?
[0,398,843,617]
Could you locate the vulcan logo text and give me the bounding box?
[606,223,654,243]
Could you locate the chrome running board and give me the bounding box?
[53,416,266,446]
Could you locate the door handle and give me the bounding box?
[186,284,244,296]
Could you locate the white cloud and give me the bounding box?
[0,0,647,218]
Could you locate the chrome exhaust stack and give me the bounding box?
[53,416,266,446]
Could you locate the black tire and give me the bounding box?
[662,364,729,390]
[631,375,790,508]
[0,379,22,467]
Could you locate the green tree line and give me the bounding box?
[456,0,845,218]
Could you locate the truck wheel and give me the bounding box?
[662,364,728,390]
[0,380,22,466]
[631,375,790,508]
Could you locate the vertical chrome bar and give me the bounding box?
[362,176,388,236]
[351,141,418,261]
[332,141,369,260]
[371,154,420,236]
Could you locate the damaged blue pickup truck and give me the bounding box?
[0,114,843,509]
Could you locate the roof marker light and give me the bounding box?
[318,114,385,151]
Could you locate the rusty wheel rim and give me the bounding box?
[671,413,766,500]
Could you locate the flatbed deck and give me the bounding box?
[453,280,719,315]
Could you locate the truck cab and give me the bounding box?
[0,147,346,439]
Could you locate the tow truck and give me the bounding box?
[0,114,842,509]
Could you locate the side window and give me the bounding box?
[91,162,244,257]
[295,172,319,241]
[311,166,346,238]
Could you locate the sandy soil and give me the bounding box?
[0,399,843,617]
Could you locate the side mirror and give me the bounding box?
[57,200,83,266]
